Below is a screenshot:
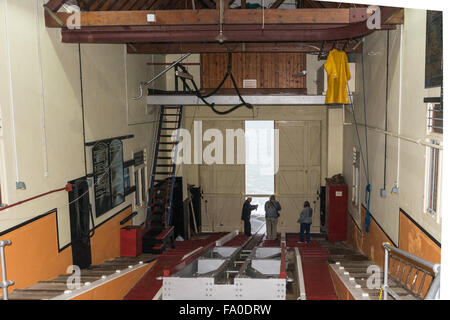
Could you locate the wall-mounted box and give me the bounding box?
[317,63,355,96]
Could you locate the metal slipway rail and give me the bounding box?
[162,224,288,300]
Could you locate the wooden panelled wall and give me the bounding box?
[201,53,306,92]
[346,206,441,298]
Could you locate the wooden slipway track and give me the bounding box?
[7,231,419,300]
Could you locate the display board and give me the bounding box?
[92,140,125,217]
[425,10,443,88]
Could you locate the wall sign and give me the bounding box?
[110,139,125,207]
[425,10,443,88]
[92,140,125,217]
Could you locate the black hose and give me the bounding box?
[176,52,254,115]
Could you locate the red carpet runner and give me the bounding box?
[263,233,337,300]
[286,234,337,300]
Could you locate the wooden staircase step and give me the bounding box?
[46,275,101,283]
[27,282,71,291]
[156,157,173,160]
[8,289,62,300]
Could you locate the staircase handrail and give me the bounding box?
[382,242,440,300]
[0,240,14,300]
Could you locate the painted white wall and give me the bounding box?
[327,108,343,177]
[165,54,201,92]
[0,0,166,247]
[343,8,442,243]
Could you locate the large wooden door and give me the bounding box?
[199,120,245,232]
[275,121,321,233]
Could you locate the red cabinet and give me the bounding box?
[120,226,143,257]
[325,181,348,242]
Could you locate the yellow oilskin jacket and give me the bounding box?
[324,49,351,104]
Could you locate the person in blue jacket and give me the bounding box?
[298,201,313,243]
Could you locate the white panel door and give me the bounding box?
[275,121,321,233]
[199,120,245,232]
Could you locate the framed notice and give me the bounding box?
[425,10,443,88]
[92,142,111,217]
[92,140,125,217]
[109,139,125,207]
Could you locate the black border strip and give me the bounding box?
[348,211,362,233]
[0,204,134,254]
[120,211,138,225]
[55,209,71,252]
[85,135,134,147]
[400,208,441,248]
[124,159,135,168]
[423,97,441,103]
[361,204,398,247]
[0,208,71,253]
[124,186,136,197]
[91,204,132,231]
[0,208,57,237]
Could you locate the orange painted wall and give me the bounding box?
[398,211,440,264]
[346,207,441,298]
[346,207,391,267]
[90,206,133,265]
[0,205,134,298]
[0,211,72,296]
[71,262,154,300]
[398,210,440,297]
[328,265,355,300]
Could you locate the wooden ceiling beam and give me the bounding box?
[60,22,396,43]
[126,41,362,54]
[45,8,370,27]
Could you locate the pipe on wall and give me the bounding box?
[395,25,404,190]
[342,122,443,150]
[35,0,49,178]
[3,0,21,186]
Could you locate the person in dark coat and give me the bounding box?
[241,197,258,236]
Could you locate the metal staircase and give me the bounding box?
[143,105,183,254]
